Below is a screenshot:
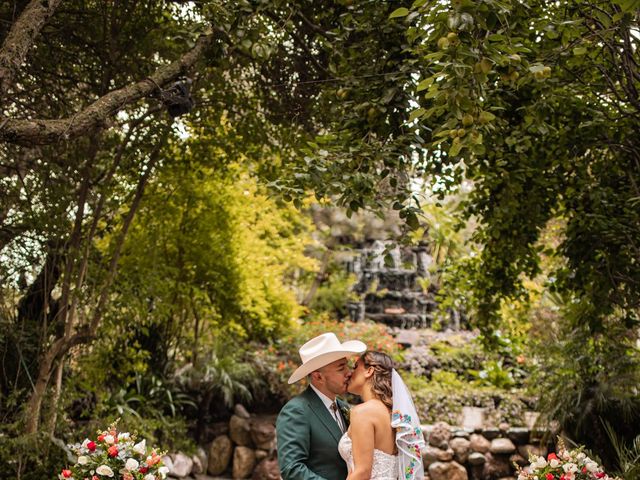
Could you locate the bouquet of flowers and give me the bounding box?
[57,422,169,480]
[517,441,620,480]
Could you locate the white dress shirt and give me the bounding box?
[310,383,346,433]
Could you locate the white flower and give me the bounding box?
[550,459,560,468]
[144,474,155,480]
[81,439,90,448]
[531,457,547,470]
[133,439,147,455]
[118,432,130,441]
[586,461,599,472]
[576,452,586,462]
[77,455,89,465]
[125,458,139,471]
[96,465,114,477]
[104,434,115,444]
[159,466,170,479]
[563,463,578,473]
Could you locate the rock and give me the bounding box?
[483,452,513,479]
[468,452,487,466]
[251,417,276,451]
[518,444,547,460]
[461,407,485,430]
[507,428,530,445]
[428,422,452,448]
[396,330,420,347]
[252,457,280,480]
[192,454,204,475]
[195,475,218,480]
[193,447,207,475]
[499,423,510,434]
[230,415,253,447]
[490,438,516,455]
[452,429,471,439]
[162,455,174,471]
[208,435,233,475]
[510,453,528,468]
[483,428,501,440]
[255,449,268,462]
[470,464,485,480]
[233,446,256,479]
[450,437,471,464]
[424,446,454,466]
[428,461,468,480]
[470,434,491,453]
[235,404,251,419]
[171,452,194,477]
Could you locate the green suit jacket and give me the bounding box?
[276,386,350,480]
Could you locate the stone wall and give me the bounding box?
[161,405,551,480]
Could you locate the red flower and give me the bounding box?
[107,445,118,457]
[97,434,105,442]
[596,473,606,478]
[139,467,149,474]
[546,473,554,480]
[548,453,558,461]
[92,476,99,480]
[62,470,72,478]
[87,441,96,452]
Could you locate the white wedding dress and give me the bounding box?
[338,432,398,480]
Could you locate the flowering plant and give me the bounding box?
[57,422,169,480]
[517,441,620,480]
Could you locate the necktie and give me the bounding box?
[331,402,345,433]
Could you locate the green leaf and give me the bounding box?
[573,47,587,55]
[449,137,462,157]
[389,8,410,19]
[408,107,426,122]
[416,78,434,92]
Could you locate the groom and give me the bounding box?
[276,332,367,480]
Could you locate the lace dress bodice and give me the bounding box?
[338,432,398,480]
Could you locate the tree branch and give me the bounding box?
[0,0,64,96]
[0,31,215,146]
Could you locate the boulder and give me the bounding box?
[483,452,513,479]
[204,421,230,442]
[171,452,194,477]
[208,435,233,475]
[499,423,510,434]
[518,444,547,460]
[507,428,530,445]
[461,407,485,431]
[452,429,471,439]
[233,446,257,479]
[483,428,501,440]
[424,446,454,466]
[235,404,251,419]
[450,437,471,464]
[510,453,528,468]
[230,414,253,447]
[490,438,516,455]
[192,447,207,475]
[470,434,491,453]
[251,417,276,451]
[428,422,452,449]
[252,457,280,480]
[428,461,468,480]
[468,452,487,466]
[255,449,268,462]
[162,455,174,471]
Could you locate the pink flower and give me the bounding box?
[62,470,72,478]
[107,445,118,457]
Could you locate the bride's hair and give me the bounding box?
[360,351,394,410]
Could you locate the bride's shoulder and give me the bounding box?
[351,399,388,417]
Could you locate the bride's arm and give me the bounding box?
[346,406,375,480]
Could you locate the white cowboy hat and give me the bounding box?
[288,332,367,384]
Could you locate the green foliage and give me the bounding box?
[604,421,640,480]
[0,432,69,480]
[309,268,358,319]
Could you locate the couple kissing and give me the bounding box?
[276,332,425,480]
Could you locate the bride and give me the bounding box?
[338,351,425,480]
